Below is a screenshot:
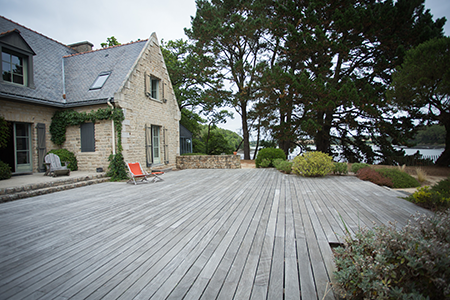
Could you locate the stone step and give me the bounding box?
[0,175,110,203]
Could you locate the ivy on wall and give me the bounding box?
[50,107,128,181]
[0,116,10,149]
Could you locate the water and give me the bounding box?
[287,146,444,162]
[241,145,445,162]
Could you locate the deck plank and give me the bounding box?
[0,168,430,300]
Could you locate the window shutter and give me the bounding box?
[145,73,151,96]
[81,122,95,152]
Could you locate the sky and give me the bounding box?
[1,0,449,135]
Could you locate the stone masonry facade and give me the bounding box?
[63,104,113,172]
[0,99,114,172]
[0,99,57,172]
[0,31,179,174]
[176,155,241,169]
[115,34,180,171]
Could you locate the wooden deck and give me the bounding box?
[0,168,429,300]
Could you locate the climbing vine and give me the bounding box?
[50,107,128,181]
[0,115,10,149]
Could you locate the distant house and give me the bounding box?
[0,16,180,174]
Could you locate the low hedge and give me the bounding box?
[273,158,293,174]
[351,163,370,174]
[255,148,286,168]
[375,168,420,189]
[357,167,393,187]
[406,177,450,211]
[292,151,334,177]
[334,210,450,299]
[333,162,348,175]
[357,167,420,188]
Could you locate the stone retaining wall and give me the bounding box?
[176,155,241,169]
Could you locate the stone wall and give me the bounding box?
[115,34,180,172]
[176,155,241,169]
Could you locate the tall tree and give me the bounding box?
[388,37,450,166]
[186,0,271,159]
[258,0,445,163]
[161,39,230,137]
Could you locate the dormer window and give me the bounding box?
[0,29,35,87]
[90,71,111,90]
[2,49,26,85]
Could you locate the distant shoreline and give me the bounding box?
[396,145,445,150]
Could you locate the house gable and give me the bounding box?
[114,32,180,167]
[0,29,36,55]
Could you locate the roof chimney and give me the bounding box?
[68,41,94,53]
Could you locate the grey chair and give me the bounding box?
[44,153,70,177]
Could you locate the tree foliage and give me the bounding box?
[255,0,445,163]
[389,37,450,166]
[413,125,446,146]
[101,36,121,48]
[161,38,232,143]
[186,0,272,159]
[194,124,240,155]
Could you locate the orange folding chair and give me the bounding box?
[127,162,164,185]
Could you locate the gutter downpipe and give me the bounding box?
[107,98,116,155]
[62,59,66,102]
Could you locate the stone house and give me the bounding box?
[0,16,180,174]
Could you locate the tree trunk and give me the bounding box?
[278,140,290,157]
[278,98,293,157]
[435,122,450,167]
[252,122,260,160]
[241,100,251,160]
[314,110,332,154]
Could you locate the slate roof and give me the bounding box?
[63,40,147,105]
[0,16,148,108]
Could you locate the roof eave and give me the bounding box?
[0,92,113,108]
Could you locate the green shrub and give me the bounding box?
[0,160,12,180]
[107,152,128,181]
[432,176,450,195]
[255,148,286,168]
[334,210,450,299]
[375,168,420,188]
[181,153,206,156]
[351,162,370,174]
[406,177,450,211]
[357,167,393,187]
[273,159,293,174]
[333,162,348,175]
[281,161,293,174]
[272,158,284,169]
[47,149,78,171]
[259,158,271,168]
[292,151,334,177]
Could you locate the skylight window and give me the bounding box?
[90,72,111,90]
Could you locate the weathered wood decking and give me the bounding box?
[0,169,429,299]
